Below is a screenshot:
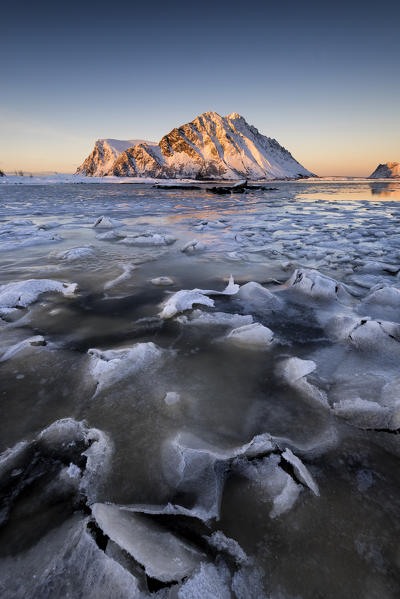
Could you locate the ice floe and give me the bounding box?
[150,276,174,286]
[281,448,319,496]
[88,342,169,393]
[93,216,122,229]
[159,276,239,319]
[118,232,176,247]
[284,268,353,303]
[0,278,78,318]
[177,310,253,328]
[236,282,283,311]
[181,239,207,253]
[0,335,46,362]
[223,322,274,349]
[277,357,329,408]
[57,246,96,261]
[92,503,205,582]
[164,391,180,405]
[104,264,136,290]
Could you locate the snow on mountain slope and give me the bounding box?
[369,162,400,179]
[77,112,314,180]
[76,138,157,176]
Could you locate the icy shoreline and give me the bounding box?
[1,173,399,185]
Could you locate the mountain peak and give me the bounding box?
[226,112,243,120]
[77,112,314,180]
[369,162,400,179]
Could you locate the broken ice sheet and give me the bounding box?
[159,275,239,318]
[92,503,205,582]
[87,341,171,394]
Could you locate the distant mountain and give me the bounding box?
[76,138,157,176]
[77,112,314,180]
[369,162,400,179]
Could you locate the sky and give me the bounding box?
[1,0,399,176]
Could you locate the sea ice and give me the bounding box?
[178,562,232,599]
[93,216,122,229]
[164,391,180,405]
[204,531,248,565]
[92,503,205,582]
[284,268,353,303]
[0,278,78,318]
[57,246,96,261]
[0,335,46,362]
[151,276,174,286]
[104,264,136,290]
[177,310,253,328]
[119,232,176,246]
[181,239,207,253]
[223,323,274,349]
[0,515,142,599]
[236,282,283,311]
[277,357,329,408]
[281,448,319,495]
[159,276,239,319]
[162,432,276,521]
[88,342,168,393]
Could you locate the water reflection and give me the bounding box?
[369,182,400,199]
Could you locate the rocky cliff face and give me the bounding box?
[76,138,156,176]
[369,162,400,179]
[77,112,314,180]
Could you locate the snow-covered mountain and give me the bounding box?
[76,138,157,176]
[77,112,314,180]
[369,162,400,179]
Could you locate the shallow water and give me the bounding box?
[0,180,400,598]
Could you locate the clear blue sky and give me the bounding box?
[1,0,399,176]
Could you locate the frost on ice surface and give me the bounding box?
[236,281,282,311]
[162,432,276,521]
[224,322,274,349]
[160,290,215,319]
[278,357,329,408]
[177,309,253,328]
[93,215,123,229]
[327,315,400,352]
[284,268,353,303]
[119,232,176,247]
[181,239,207,253]
[234,454,302,518]
[164,391,181,405]
[178,562,232,599]
[57,246,96,261]
[159,276,239,319]
[92,504,205,583]
[0,515,142,599]
[104,264,136,290]
[0,418,112,527]
[281,448,319,496]
[0,229,63,252]
[204,531,248,565]
[96,229,127,241]
[0,335,46,362]
[332,398,395,430]
[151,276,174,286]
[0,279,78,318]
[358,285,400,321]
[88,342,169,393]
[279,357,317,383]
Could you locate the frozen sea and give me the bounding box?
[0,179,400,598]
